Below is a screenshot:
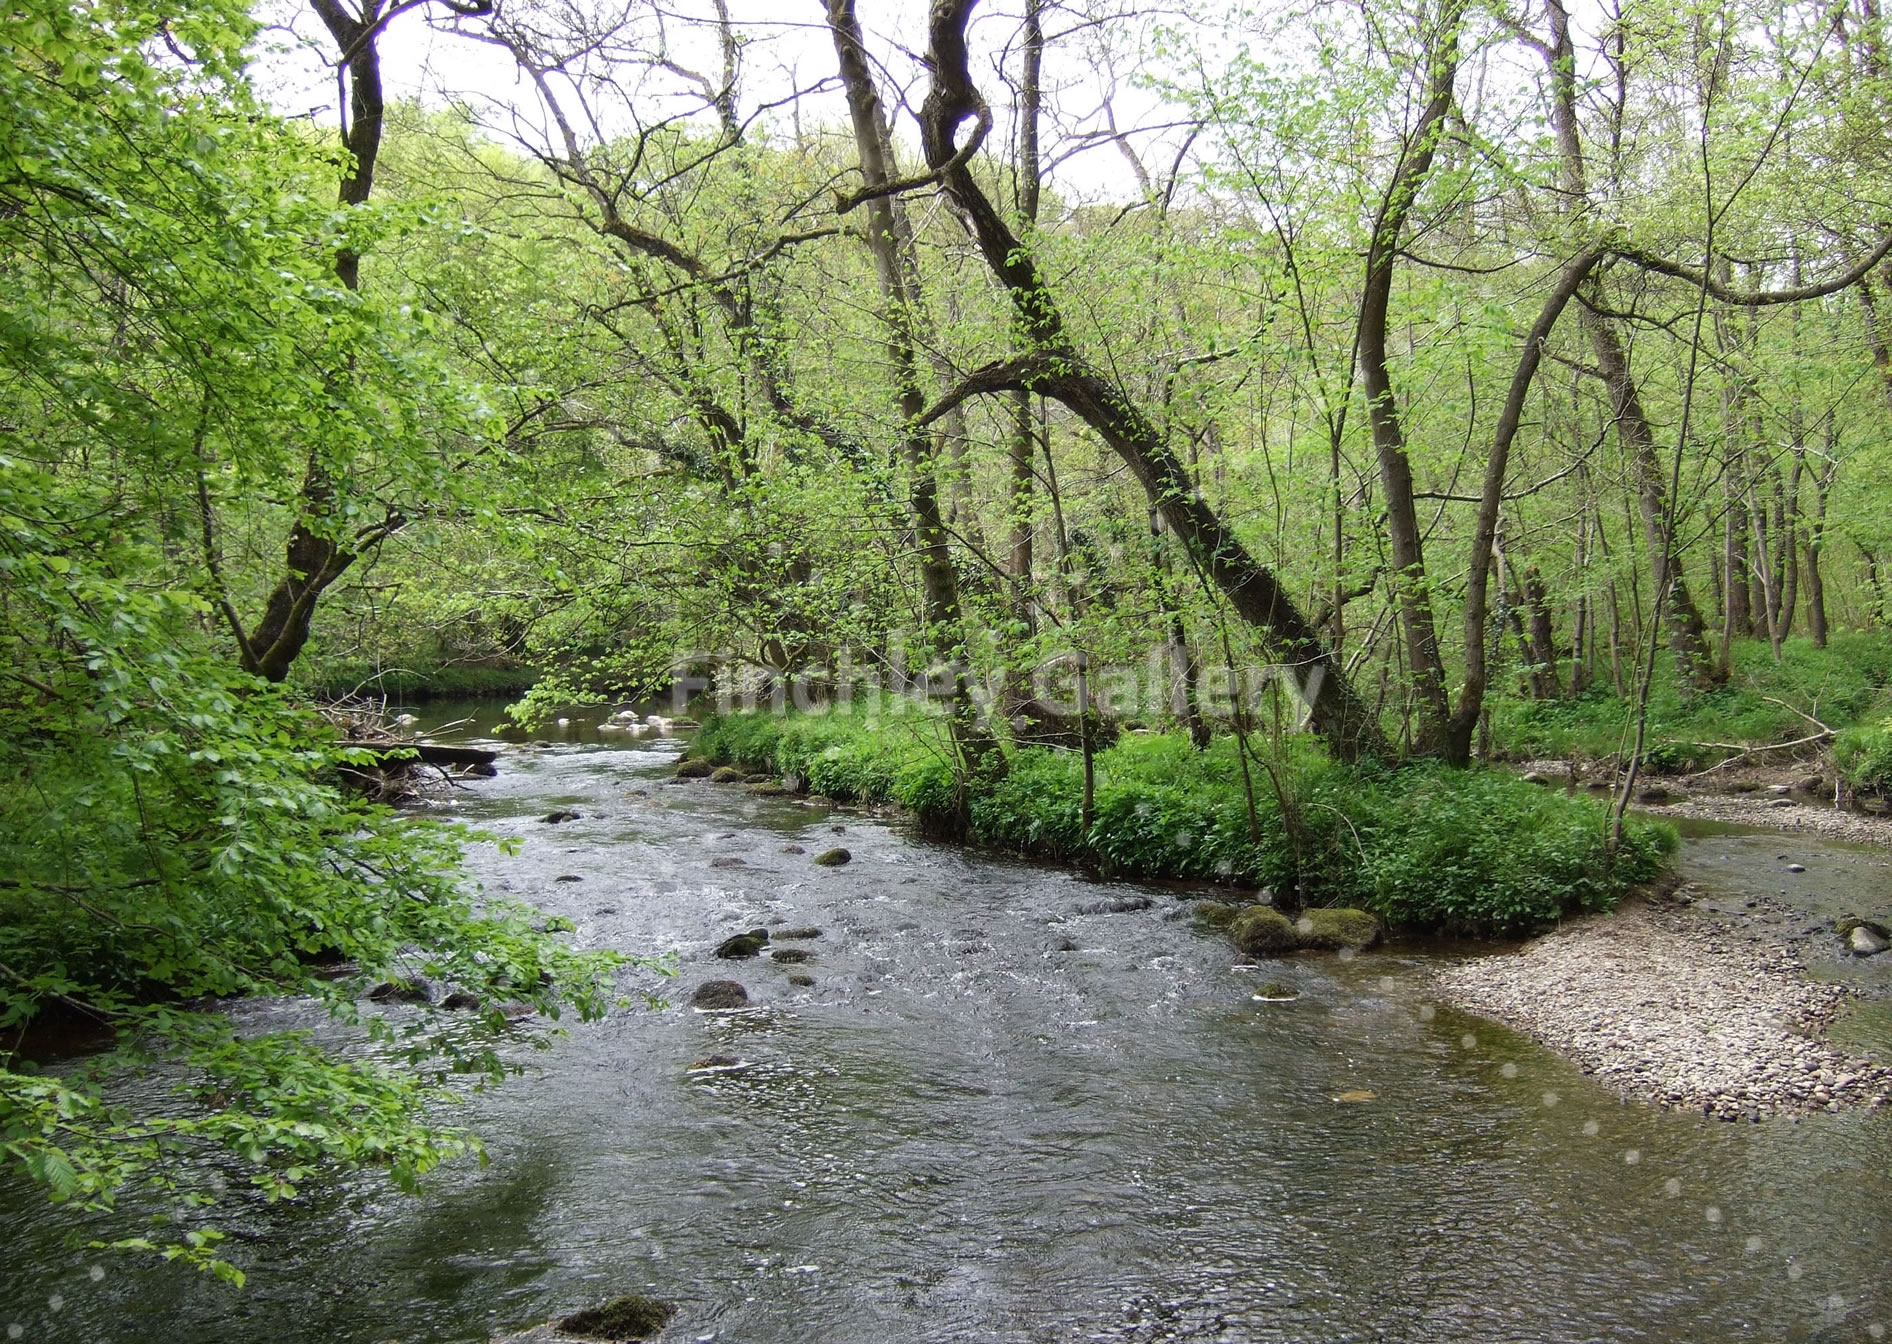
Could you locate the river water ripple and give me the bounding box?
[3,710,1888,1342]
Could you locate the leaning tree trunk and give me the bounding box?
[907,0,1389,761]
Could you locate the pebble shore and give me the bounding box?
[1433,898,1892,1121]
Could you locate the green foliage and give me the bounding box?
[0,0,648,1278]
[1489,634,1892,766]
[1834,716,1892,794]
[695,711,1675,935]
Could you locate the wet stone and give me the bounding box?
[709,856,747,868]
[555,874,583,882]
[787,974,815,987]
[813,847,852,867]
[775,927,822,939]
[690,980,750,1009]
[714,929,770,959]
[541,809,581,824]
[770,947,813,964]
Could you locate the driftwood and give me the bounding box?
[355,742,499,775]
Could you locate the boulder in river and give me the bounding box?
[1295,907,1382,951]
[1842,921,1890,956]
[787,974,815,987]
[774,926,822,939]
[709,766,747,784]
[749,782,791,796]
[690,980,750,1009]
[714,928,770,959]
[673,759,715,778]
[1229,906,1299,957]
[708,856,747,869]
[771,947,813,964]
[813,846,852,867]
[541,809,581,824]
[1193,901,1239,929]
[557,1293,675,1340]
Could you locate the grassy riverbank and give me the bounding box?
[691,708,1676,937]
[1489,633,1892,772]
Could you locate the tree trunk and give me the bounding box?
[1542,0,1721,694]
[1355,0,1464,755]
[913,0,1388,761]
[826,0,998,778]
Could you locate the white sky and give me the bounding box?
[247,0,1235,203]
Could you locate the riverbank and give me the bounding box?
[1434,886,1892,1121]
[687,708,1675,937]
[1514,756,1892,847]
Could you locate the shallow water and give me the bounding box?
[3,705,1890,1343]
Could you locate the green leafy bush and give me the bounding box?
[693,712,1675,936]
[1835,717,1892,794]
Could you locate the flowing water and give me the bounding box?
[4,704,1890,1343]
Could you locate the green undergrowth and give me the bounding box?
[690,708,1676,936]
[300,660,543,700]
[1490,633,1892,771]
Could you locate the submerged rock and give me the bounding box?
[812,847,852,867]
[787,974,815,987]
[1229,906,1299,957]
[366,977,429,1004]
[541,809,582,824]
[557,1294,675,1340]
[770,947,813,964]
[690,980,750,1009]
[1253,981,1299,1002]
[1295,907,1382,951]
[708,856,747,869]
[714,928,770,959]
[673,759,715,778]
[441,990,481,1010]
[774,926,822,939]
[780,844,806,855]
[709,765,747,784]
[1076,895,1153,915]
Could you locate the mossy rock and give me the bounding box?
[1228,906,1298,957]
[557,1293,675,1340]
[812,846,852,867]
[713,929,769,959]
[709,765,748,784]
[1294,907,1382,951]
[1193,900,1238,929]
[747,782,791,797]
[743,773,774,784]
[674,759,715,778]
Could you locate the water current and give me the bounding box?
[3,704,1888,1343]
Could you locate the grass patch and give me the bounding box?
[692,707,1675,937]
[1489,633,1892,769]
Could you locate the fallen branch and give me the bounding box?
[1682,728,1834,775]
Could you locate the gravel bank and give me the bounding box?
[1433,898,1892,1121]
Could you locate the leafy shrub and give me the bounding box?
[1835,717,1892,794]
[692,712,1674,936]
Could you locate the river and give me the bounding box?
[3,703,1888,1342]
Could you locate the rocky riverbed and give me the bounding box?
[1434,892,1892,1121]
